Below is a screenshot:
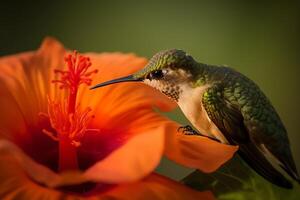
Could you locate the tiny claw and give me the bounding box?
[177,126,184,132]
[177,125,194,133]
[178,125,221,143]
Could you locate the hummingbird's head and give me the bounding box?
[90,49,196,101]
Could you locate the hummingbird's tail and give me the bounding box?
[238,142,293,189]
[277,151,300,185]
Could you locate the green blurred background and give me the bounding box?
[1,0,299,198]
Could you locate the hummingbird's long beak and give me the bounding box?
[90,75,142,90]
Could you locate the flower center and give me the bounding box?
[43,51,98,172]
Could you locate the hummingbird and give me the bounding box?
[91,49,299,188]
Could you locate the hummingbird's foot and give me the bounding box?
[178,125,199,135]
[177,125,221,142]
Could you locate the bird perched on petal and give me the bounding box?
[0,38,237,200]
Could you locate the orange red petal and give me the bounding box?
[164,122,238,173]
[0,140,214,200]
[0,37,66,139]
[83,126,164,183]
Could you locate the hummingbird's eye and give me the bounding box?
[148,70,165,80]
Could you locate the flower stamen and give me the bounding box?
[44,51,98,171]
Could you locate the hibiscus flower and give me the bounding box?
[0,37,237,199]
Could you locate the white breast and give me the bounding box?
[177,84,229,144]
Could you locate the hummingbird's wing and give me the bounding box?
[202,84,297,188]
